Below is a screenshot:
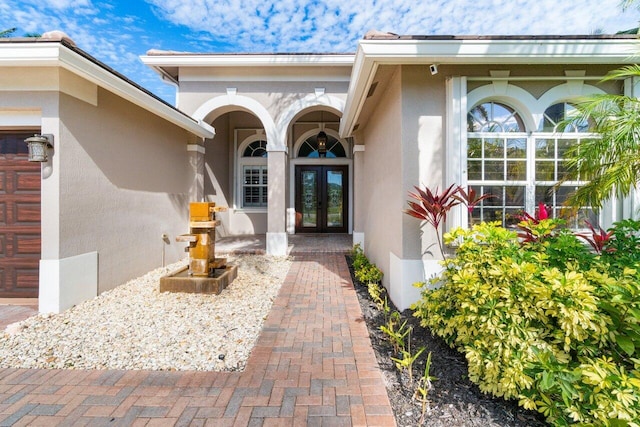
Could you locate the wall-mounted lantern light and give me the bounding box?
[317,131,327,157]
[24,134,53,162]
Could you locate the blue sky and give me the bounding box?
[3,0,640,104]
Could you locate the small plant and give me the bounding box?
[351,243,369,272]
[576,220,614,254]
[455,186,495,225]
[367,282,386,309]
[380,311,409,354]
[390,327,424,385]
[356,264,383,285]
[414,351,435,425]
[405,184,493,258]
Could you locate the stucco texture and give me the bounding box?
[57,88,194,293]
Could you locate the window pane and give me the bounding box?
[535,186,554,206]
[468,138,482,158]
[484,161,504,180]
[535,139,555,159]
[506,138,526,159]
[536,161,555,181]
[484,138,503,158]
[328,140,346,158]
[557,139,574,158]
[468,160,482,180]
[506,160,526,180]
[505,186,525,207]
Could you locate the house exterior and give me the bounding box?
[0,32,637,313]
[143,34,639,310]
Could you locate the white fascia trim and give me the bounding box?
[358,38,640,65]
[339,45,378,138]
[340,37,639,137]
[0,43,214,139]
[140,53,355,68]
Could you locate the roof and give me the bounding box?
[340,34,640,137]
[0,33,214,139]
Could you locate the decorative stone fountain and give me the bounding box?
[159,202,237,294]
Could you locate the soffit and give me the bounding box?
[350,65,397,132]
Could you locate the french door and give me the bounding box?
[295,165,348,233]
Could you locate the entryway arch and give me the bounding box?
[286,108,352,235]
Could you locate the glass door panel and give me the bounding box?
[326,170,344,228]
[301,170,318,227]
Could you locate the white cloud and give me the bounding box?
[147,0,640,53]
[19,0,92,10]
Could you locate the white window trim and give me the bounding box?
[235,131,268,212]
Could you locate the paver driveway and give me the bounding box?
[0,254,395,426]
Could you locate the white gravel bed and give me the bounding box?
[0,255,291,371]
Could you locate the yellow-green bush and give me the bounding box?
[412,220,640,426]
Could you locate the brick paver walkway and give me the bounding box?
[0,255,396,426]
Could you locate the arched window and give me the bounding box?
[467,102,525,133]
[540,102,589,132]
[243,140,268,157]
[239,139,268,208]
[297,133,346,158]
[467,102,527,226]
[467,101,596,228]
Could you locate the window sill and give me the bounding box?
[233,208,268,214]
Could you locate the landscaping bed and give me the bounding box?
[347,255,548,427]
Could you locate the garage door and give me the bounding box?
[0,132,41,298]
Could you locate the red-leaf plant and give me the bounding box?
[515,203,550,243]
[576,220,615,254]
[405,184,462,259]
[455,187,495,224]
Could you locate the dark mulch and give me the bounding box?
[346,255,548,427]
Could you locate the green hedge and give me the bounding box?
[412,220,640,426]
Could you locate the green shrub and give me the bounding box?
[351,243,369,272]
[356,264,383,285]
[412,220,640,426]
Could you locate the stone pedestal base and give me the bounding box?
[159,265,237,294]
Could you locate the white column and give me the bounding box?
[352,144,365,247]
[445,76,468,230]
[187,143,205,202]
[266,149,288,255]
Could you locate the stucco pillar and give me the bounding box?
[266,149,288,255]
[187,143,205,201]
[352,144,365,248]
[39,114,97,314]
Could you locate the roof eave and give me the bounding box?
[140,53,355,68]
[0,42,214,139]
[339,37,640,137]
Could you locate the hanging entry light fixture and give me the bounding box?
[317,131,327,157]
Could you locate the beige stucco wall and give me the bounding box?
[177,70,350,121]
[399,66,446,261]
[357,67,404,288]
[57,87,194,293]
